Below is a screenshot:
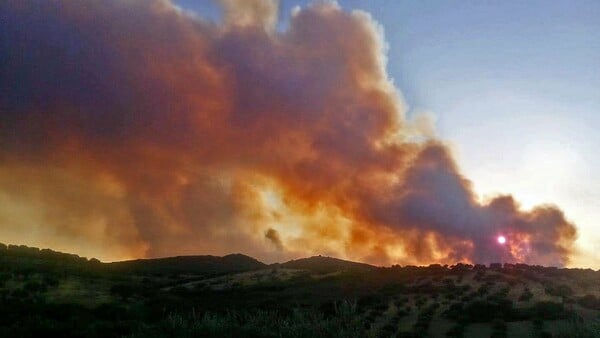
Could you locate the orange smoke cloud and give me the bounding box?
[0,0,577,265]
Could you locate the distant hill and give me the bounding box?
[107,253,267,276]
[3,242,600,338]
[277,255,377,274]
[1,242,378,276]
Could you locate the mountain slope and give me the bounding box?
[107,253,266,276]
[277,255,377,274]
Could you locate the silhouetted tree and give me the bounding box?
[110,284,136,300]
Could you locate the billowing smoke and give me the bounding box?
[0,0,576,265]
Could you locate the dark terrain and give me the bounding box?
[1,242,599,337]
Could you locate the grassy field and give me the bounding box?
[1,243,599,337]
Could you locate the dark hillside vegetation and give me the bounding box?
[107,253,266,276]
[277,255,377,274]
[1,242,599,337]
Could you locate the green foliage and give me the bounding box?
[519,288,533,301]
[578,294,600,310]
[379,282,408,296]
[110,283,137,300]
[534,301,568,320]
[552,319,600,338]
[0,272,10,287]
[444,302,463,319]
[490,318,507,338]
[532,317,544,332]
[379,322,397,337]
[462,298,513,322]
[412,302,437,335]
[130,302,362,338]
[545,284,574,298]
[1,241,599,337]
[357,294,385,311]
[476,284,490,296]
[24,280,47,294]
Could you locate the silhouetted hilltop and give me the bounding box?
[277,255,377,274]
[107,253,266,276]
[3,242,600,338]
[0,242,94,263]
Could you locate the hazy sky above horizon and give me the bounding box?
[175,0,600,266]
[2,0,598,267]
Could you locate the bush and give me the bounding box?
[578,295,600,310]
[552,319,600,338]
[129,304,364,338]
[532,317,544,331]
[24,280,47,294]
[42,275,60,288]
[545,284,574,298]
[357,294,385,310]
[380,322,397,336]
[444,302,463,319]
[491,318,507,337]
[110,283,136,300]
[0,272,10,287]
[463,299,513,322]
[476,285,490,296]
[446,323,465,338]
[519,288,533,301]
[492,318,506,331]
[535,301,568,320]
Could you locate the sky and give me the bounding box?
[1,0,598,267]
[175,0,600,266]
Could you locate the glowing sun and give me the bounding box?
[497,235,507,244]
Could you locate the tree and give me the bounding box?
[110,283,136,300]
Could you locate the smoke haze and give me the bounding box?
[0,0,577,265]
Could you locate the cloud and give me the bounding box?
[219,0,279,31]
[0,0,577,265]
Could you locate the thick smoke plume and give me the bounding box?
[0,0,576,265]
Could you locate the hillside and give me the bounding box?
[107,253,266,276]
[277,255,377,274]
[1,242,600,337]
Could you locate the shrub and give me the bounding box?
[491,318,507,337]
[24,280,47,294]
[110,283,136,300]
[492,318,506,331]
[476,285,490,296]
[0,272,10,287]
[357,294,385,310]
[130,305,364,338]
[519,288,533,302]
[446,323,465,338]
[444,302,463,319]
[463,299,513,322]
[445,293,457,301]
[552,319,600,338]
[545,284,574,298]
[380,322,397,336]
[42,275,60,288]
[578,295,600,310]
[532,317,544,331]
[535,301,567,320]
